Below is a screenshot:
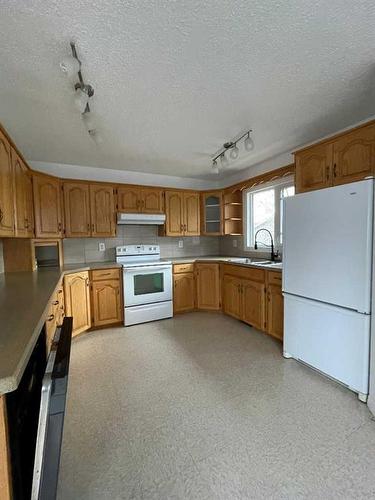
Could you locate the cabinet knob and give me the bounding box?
[0,207,3,223]
[52,300,59,305]
[333,163,337,178]
[47,314,54,321]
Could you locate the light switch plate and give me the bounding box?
[233,239,238,248]
[178,240,184,248]
[99,242,106,252]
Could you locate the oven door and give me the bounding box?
[124,265,172,306]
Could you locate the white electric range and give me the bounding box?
[116,245,173,326]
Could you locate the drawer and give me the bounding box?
[267,270,282,286]
[222,263,265,283]
[91,268,121,281]
[173,263,195,274]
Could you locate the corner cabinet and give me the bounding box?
[295,121,375,193]
[64,271,91,336]
[165,191,200,236]
[33,174,63,238]
[90,268,123,327]
[196,263,221,310]
[0,129,15,237]
[201,192,223,235]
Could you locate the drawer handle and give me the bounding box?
[98,272,112,276]
[0,207,3,223]
[52,300,59,305]
[47,314,55,321]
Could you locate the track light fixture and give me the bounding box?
[60,42,101,143]
[212,130,254,173]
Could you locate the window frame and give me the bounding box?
[243,176,294,252]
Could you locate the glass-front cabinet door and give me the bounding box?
[202,192,223,235]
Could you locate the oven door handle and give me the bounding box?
[124,265,171,273]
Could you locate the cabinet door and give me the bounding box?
[201,192,223,235]
[222,275,242,320]
[24,171,34,237]
[333,124,375,185]
[64,271,91,336]
[196,263,220,310]
[173,272,195,313]
[295,143,333,193]
[90,184,116,237]
[183,192,200,236]
[92,279,122,327]
[267,284,284,341]
[165,191,183,236]
[64,182,91,237]
[33,174,63,238]
[141,188,164,213]
[11,149,28,237]
[242,279,266,330]
[0,130,15,237]
[117,186,141,212]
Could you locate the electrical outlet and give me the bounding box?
[178,240,184,248]
[98,242,106,252]
[233,239,238,248]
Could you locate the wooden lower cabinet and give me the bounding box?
[267,283,284,341]
[64,271,91,336]
[196,263,220,310]
[45,282,66,352]
[222,275,242,319]
[242,279,266,330]
[173,272,195,313]
[91,279,122,327]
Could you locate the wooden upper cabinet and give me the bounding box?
[141,188,164,213]
[295,143,333,193]
[165,191,184,236]
[64,182,91,237]
[0,130,15,237]
[184,192,200,236]
[33,174,63,238]
[242,279,266,331]
[173,272,195,313]
[90,184,115,237]
[12,149,34,237]
[201,192,223,235]
[165,190,200,236]
[117,186,141,212]
[64,271,91,336]
[333,123,375,185]
[222,275,242,320]
[117,186,164,213]
[196,263,220,310]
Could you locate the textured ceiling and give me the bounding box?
[1,0,375,180]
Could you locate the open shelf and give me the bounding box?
[223,189,243,235]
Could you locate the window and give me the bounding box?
[244,177,295,251]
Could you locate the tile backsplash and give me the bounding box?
[219,235,279,260]
[63,225,220,264]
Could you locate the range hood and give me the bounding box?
[117,213,166,225]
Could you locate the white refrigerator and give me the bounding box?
[282,179,373,401]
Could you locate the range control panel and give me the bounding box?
[115,245,160,256]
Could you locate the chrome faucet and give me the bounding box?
[254,228,278,261]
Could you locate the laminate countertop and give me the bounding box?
[0,257,281,395]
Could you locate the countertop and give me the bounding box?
[0,256,281,395]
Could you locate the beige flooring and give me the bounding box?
[57,313,375,499]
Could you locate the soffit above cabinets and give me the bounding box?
[1,1,375,180]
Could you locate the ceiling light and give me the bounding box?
[82,113,95,131]
[211,129,253,171]
[60,55,80,77]
[89,130,103,144]
[230,144,239,160]
[244,132,254,152]
[220,152,229,167]
[212,160,219,174]
[74,88,89,113]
